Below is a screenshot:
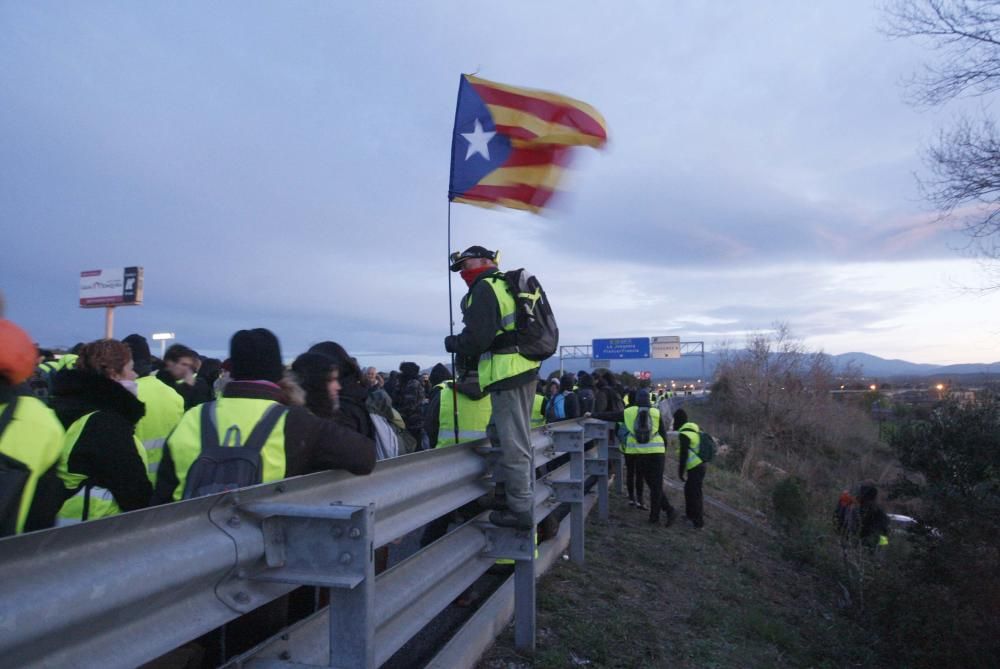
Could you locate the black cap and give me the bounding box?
[230,328,283,382]
[449,245,497,272]
[122,334,152,377]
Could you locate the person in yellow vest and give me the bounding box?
[0,320,65,535]
[153,328,376,504]
[445,245,541,530]
[425,362,493,448]
[593,389,676,526]
[531,380,546,428]
[49,340,152,525]
[674,409,705,529]
[123,334,184,483]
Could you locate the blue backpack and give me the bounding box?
[546,393,566,421]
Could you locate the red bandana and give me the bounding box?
[460,265,492,287]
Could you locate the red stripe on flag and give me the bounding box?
[495,124,538,141]
[471,83,607,141]
[462,183,557,208]
[502,146,573,168]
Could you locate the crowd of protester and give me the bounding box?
[1,317,696,536]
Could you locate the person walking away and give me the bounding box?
[675,409,705,528]
[444,245,541,530]
[123,334,184,482]
[593,389,676,525]
[392,361,428,450]
[558,373,581,419]
[0,320,64,535]
[48,340,152,525]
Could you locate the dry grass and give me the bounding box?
[478,484,873,669]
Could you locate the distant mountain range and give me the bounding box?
[540,351,1000,380]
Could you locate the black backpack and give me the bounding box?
[577,387,596,414]
[632,407,653,444]
[182,401,288,499]
[0,398,30,537]
[492,269,559,362]
[697,431,717,463]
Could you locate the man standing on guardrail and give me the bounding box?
[444,246,547,530]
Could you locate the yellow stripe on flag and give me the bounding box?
[467,74,608,134]
[486,105,604,147]
[477,164,565,190]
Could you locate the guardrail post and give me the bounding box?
[238,501,376,669]
[607,427,624,495]
[583,419,610,521]
[480,523,536,653]
[549,425,585,564]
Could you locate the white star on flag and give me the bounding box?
[461,119,496,161]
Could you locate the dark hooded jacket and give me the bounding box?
[45,369,152,518]
[560,373,581,419]
[392,362,426,439]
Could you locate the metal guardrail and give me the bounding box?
[0,418,611,669]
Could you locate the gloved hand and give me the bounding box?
[444,335,458,353]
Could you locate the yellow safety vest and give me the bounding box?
[0,396,65,533]
[466,275,539,391]
[679,421,703,470]
[135,375,185,482]
[621,406,665,455]
[531,393,545,427]
[436,382,492,447]
[56,412,149,525]
[164,397,288,501]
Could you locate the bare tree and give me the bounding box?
[883,1,1000,271]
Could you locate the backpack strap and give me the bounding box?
[0,396,18,441]
[241,404,289,454]
[200,401,221,451]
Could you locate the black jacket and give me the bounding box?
[153,380,376,503]
[426,378,487,447]
[448,268,538,392]
[47,369,152,516]
[334,381,376,440]
[156,369,213,410]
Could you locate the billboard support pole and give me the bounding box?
[104,306,114,339]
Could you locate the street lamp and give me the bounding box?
[151,332,175,359]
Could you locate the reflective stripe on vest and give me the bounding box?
[437,384,492,447]
[471,275,539,391]
[55,485,117,526]
[679,421,703,469]
[165,397,288,502]
[135,375,184,481]
[56,412,148,524]
[621,406,665,454]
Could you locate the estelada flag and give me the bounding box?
[448,74,608,213]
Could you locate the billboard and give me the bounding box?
[651,336,681,359]
[592,337,650,359]
[79,267,144,308]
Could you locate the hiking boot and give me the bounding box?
[489,509,534,530]
[636,502,649,511]
[628,498,637,507]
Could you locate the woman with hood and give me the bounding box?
[46,339,152,525]
[305,342,374,439]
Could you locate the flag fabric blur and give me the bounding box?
[448,74,607,213]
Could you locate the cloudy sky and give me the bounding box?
[3,1,998,368]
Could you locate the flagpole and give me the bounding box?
[447,201,460,445]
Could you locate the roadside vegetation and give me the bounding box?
[481,325,999,667]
